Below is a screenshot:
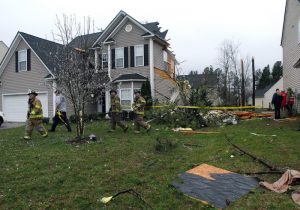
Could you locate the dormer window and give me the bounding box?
[18,50,27,71]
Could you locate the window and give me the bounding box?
[163,50,168,71]
[135,45,144,67]
[120,89,131,108]
[18,50,27,71]
[115,47,124,68]
[102,53,108,68]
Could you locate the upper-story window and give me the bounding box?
[115,47,124,68]
[135,45,144,67]
[102,53,108,68]
[18,50,27,71]
[163,50,168,71]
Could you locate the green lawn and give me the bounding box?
[0,118,300,209]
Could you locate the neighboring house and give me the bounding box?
[281,0,300,111]
[255,78,283,109]
[0,41,8,63]
[0,32,63,122]
[0,10,177,122]
[177,74,221,105]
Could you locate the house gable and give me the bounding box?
[0,32,60,78]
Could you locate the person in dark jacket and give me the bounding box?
[272,89,283,119]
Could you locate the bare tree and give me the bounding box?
[217,40,233,105]
[52,14,109,140]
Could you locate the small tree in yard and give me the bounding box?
[52,14,109,140]
[141,78,152,110]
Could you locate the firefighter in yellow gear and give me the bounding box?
[109,89,128,132]
[132,90,151,133]
[23,90,48,140]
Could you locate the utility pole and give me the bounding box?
[252,57,256,107]
[241,59,245,106]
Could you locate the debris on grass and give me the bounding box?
[172,164,258,209]
[260,169,300,206]
[100,189,152,209]
[250,132,277,137]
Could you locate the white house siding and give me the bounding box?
[0,39,53,120]
[255,78,283,109]
[153,42,164,70]
[282,0,300,109]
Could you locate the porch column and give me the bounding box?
[94,49,98,71]
[149,38,155,98]
[107,44,112,81]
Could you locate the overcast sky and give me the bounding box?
[0,0,286,74]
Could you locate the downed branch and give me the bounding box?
[100,189,152,209]
[225,136,284,173]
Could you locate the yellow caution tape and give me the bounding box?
[122,105,258,109]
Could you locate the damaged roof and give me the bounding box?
[142,22,168,40]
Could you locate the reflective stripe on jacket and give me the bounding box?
[29,98,43,119]
[111,95,122,113]
[132,96,146,115]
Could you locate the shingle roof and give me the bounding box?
[142,22,168,40]
[113,73,147,82]
[19,32,64,73]
[68,32,102,49]
[255,84,274,97]
[177,74,218,88]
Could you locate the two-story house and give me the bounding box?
[0,11,177,122]
[281,0,300,110]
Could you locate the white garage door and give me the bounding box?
[2,93,48,122]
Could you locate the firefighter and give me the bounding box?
[132,90,151,134]
[49,89,72,132]
[23,90,48,140]
[109,89,128,132]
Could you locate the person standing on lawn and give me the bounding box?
[132,90,151,134]
[272,88,283,119]
[23,90,48,140]
[286,88,295,116]
[109,89,128,132]
[49,90,72,132]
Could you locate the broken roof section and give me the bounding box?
[173,164,258,209]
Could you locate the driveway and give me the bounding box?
[0,122,25,130]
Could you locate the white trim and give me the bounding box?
[18,49,27,71]
[0,33,55,78]
[0,34,21,77]
[115,47,124,69]
[102,53,108,69]
[92,11,127,47]
[19,34,55,77]
[108,45,111,81]
[52,81,57,116]
[134,45,144,67]
[114,79,147,83]
[149,38,155,98]
[103,15,154,43]
[2,91,48,96]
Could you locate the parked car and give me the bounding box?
[0,111,4,127]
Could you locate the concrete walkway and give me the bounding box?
[0,122,25,130]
